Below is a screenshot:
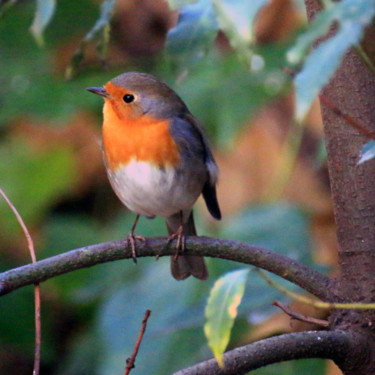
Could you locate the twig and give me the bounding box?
[319,94,375,140]
[33,286,41,375]
[258,269,375,310]
[272,301,329,327]
[124,310,151,375]
[0,236,331,300]
[0,189,36,263]
[0,188,41,375]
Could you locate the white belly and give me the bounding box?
[107,159,203,218]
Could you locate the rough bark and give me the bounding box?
[173,331,357,375]
[0,236,330,299]
[305,0,375,373]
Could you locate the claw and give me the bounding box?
[126,214,145,264]
[127,233,146,264]
[168,224,185,261]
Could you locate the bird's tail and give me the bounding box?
[166,212,208,281]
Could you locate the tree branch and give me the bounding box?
[124,309,151,375]
[173,330,351,375]
[0,236,330,299]
[272,301,329,327]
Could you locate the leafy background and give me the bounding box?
[0,0,346,374]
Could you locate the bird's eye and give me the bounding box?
[123,94,135,103]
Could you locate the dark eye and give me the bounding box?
[123,94,134,103]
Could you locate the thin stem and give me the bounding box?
[0,189,36,262]
[272,301,329,327]
[0,236,331,300]
[0,188,41,375]
[124,310,151,375]
[33,285,41,375]
[259,269,375,310]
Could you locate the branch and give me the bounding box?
[173,330,351,375]
[319,94,375,140]
[124,309,151,375]
[259,269,375,310]
[272,301,329,327]
[0,236,330,299]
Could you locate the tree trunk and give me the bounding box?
[305,0,375,373]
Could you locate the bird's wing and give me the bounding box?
[169,114,221,220]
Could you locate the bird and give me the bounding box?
[87,72,221,280]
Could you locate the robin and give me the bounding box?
[87,72,221,280]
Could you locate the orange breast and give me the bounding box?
[102,100,180,171]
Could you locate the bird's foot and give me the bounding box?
[126,233,146,264]
[167,225,185,261]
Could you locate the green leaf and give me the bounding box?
[295,24,362,121]
[167,0,197,11]
[30,0,56,46]
[291,0,375,121]
[83,0,115,43]
[287,6,335,65]
[165,0,218,68]
[65,0,115,79]
[358,140,375,164]
[212,0,267,67]
[204,269,250,367]
[218,202,319,321]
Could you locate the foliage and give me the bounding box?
[358,140,375,164]
[288,0,375,121]
[212,0,267,67]
[166,0,218,68]
[30,0,56,46]
[65,0,115,80]
[204,269,249,366]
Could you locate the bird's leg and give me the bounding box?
[126,214,145,264]
[167,211,185,261]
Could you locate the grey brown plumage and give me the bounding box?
[87,72,221,280]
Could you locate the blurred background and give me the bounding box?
[0,0,339,374]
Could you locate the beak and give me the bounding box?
[86,87,109,98]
